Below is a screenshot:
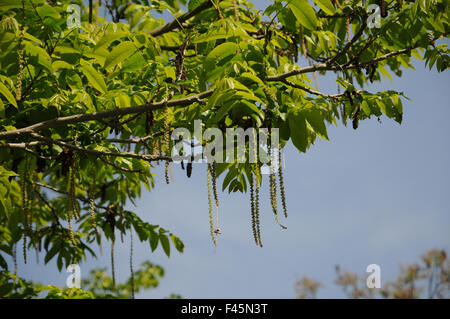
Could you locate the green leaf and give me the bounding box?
[0,100,4,118]
[288,106,308,152]
[205,42,239,72]
[65,71,82,90]
[45,245,59,264]
[233,91,265,105]
[0,82,17,108]
[303,107,329,140]
[188,0,203,11]
[313,0,336,16]
[94,31,126,51]
[122,52,146,72]
[361,100,371,116]
[52,60,73,70]
[149,229,159,252]
[159,233,170,257]
[104,41,137,71]
[211,100,236,123]
[170,234,184,253]
[80,61,107,94]
[23,41,52,71]
[288,0,318,30]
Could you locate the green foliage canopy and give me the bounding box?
[0,0,448,296]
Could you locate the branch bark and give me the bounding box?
[0,90,213,140]
[149,1,214,37]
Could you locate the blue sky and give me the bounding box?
[15,1,450,298]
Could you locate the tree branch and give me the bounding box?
[29,133,172,162]
[0,90,213,140]
[33,181,109,211]
[281,79,361,100]
[149,1,214,37]
[266,44,421,82]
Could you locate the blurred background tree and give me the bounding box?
[295,249,450,299]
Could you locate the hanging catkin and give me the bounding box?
[252,133,262,246]
[130,230,135,299]
[16,0,25,101]
[210,163,219,207]
[21,158,30,264]
[255,171,262,247]
[278,144,287,218]
[70,160,80,219]
[346,18,351,44]
[249,172,258,246]
[207,165,217,246]
[13,243,17,283]
[268,134,278,216]
[89,187,97,230]
[111,237,116,289]
[164,99,170,184]
[67,213,76,246]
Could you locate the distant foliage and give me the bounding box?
[295,249,450,299]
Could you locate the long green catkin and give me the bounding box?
[89,188,97,230]
[13,243,17,283]
[251,133,262,247]
[21,158,30,264]
[255,172,262,247]
[249,172,259,246]
[16,0,25,101]
[111,237,116,289]
[207,165,216,246]
[210,163,219,207]
[278,144,287,218]
[70,160,80,219]
[130,230,135,299]
[268,136,278,216]
[164,101,170,184]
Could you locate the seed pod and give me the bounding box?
[380,0,387,18]
[187,162,192,178]
[165,161,170,184]
[145,111,154,135]
[352,106,360,130]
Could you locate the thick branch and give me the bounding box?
[0,90,213,140]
